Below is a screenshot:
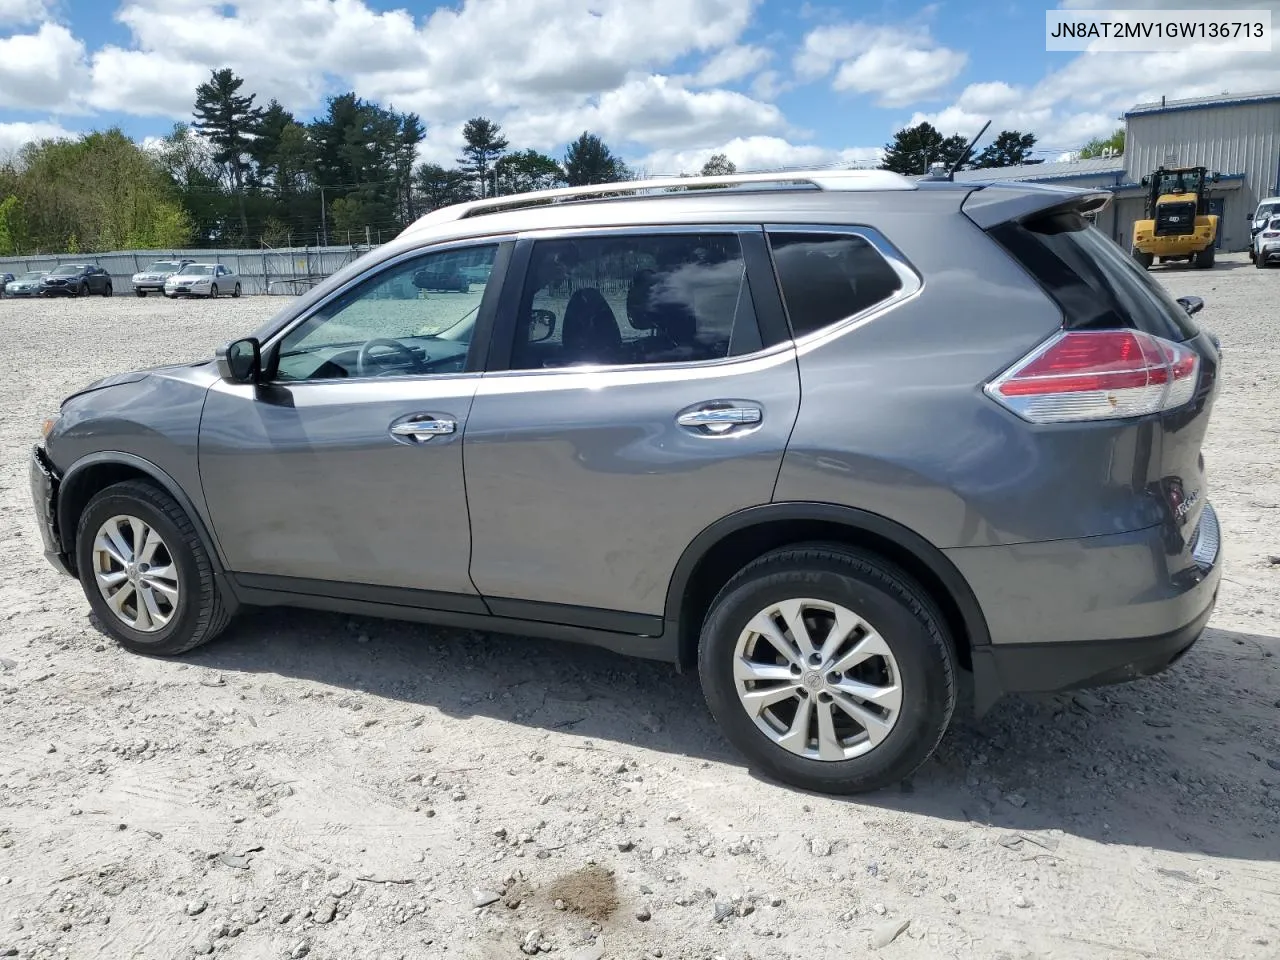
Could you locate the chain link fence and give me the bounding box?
[0,244,381,296]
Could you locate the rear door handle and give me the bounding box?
[390,415,456,443]
[676,404,763,435]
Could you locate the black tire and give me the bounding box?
[75,480,231,656]
[136,289,147,298]
[698,544,956,794]
[209,284,218,298]
[1195,246,1216,268]
[232,283,241,298]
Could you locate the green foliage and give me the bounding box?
[881,122,969,175]
[1080,128,1125,159]
[563,132,627,186]
[0,194,26,255]
[2,127,192,253]
[495,149,565,194]
[700,153,737,176]
[973,130,1043,169]
[458,117,509,197]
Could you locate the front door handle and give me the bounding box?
[390,416,456,443]
[676,404,763,435]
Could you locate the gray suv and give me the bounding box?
[29,169,1222,794]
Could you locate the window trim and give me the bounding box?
[258,235,515,385]
[763,223,922,352]
[482,223,788,376]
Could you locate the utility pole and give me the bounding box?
[320,186,328,246]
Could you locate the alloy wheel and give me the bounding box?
[733,598,902,761]
[91,515,180,633]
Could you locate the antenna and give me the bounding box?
[947,120,991,180]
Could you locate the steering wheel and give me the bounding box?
[356,337,423,377]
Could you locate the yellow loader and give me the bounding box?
[1131,166,1221,269]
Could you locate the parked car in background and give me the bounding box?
[131,258,194,297]
[164,263,241,298]
[39,263,113,297]
[1253,216,1280,267]
[1249,196,1280,261]
[30,169,1222,796]
[3,271,48,298]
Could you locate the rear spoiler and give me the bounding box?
[961,183,1112,230]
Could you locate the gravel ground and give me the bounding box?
[2,256,1278,960]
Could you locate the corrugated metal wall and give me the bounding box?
[1127,100,1280,249]
[0,245,379,296]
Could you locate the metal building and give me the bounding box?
[955,89,1280,252]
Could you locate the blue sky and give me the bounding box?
[2,0,1279,171]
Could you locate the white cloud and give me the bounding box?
[794,23,967,107]
[690,44,772,87]
[0,0,49,26]
[0,23,90,111]
[500,75,789,152]
[88,48,210,116]
[0,120,77,157]
[913,0,1280,153]
[639,135,881,176]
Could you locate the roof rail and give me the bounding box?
[400,168,917,235]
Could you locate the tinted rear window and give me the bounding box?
[767,232,903,338]
[989,211,1200,341]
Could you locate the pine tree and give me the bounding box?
[192,68,262,238]
[458,117,509,198]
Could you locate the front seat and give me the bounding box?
[559,287,622,365]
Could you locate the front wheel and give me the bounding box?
[232,283,241,298]
[75,480,231,656]
[698,545,956,795]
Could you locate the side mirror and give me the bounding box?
[1176,295,1204,317]
[528,309,557,343]
[216,337,261,383]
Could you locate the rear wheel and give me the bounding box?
[75,480,231,656]
[698,545,956,794]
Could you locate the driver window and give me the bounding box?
[274,243,498,382]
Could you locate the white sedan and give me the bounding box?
[164,263,242,298]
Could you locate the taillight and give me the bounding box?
[985,330,1200,423]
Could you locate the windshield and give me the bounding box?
[146,261,182,272]
[1156,170,1201,195]
[50,265,82,276]
[184,265,212,276]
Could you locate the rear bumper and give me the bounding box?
[29,444,73,577]
[952,502,1222,712]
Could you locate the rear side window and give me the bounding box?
[989,211,1199,341]
[767,232,903,338]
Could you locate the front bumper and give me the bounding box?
[30,444,73,577]
[954,502,1222,713]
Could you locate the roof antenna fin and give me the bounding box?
[948,119,991,180]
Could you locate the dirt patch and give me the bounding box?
[542,864,619,922]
